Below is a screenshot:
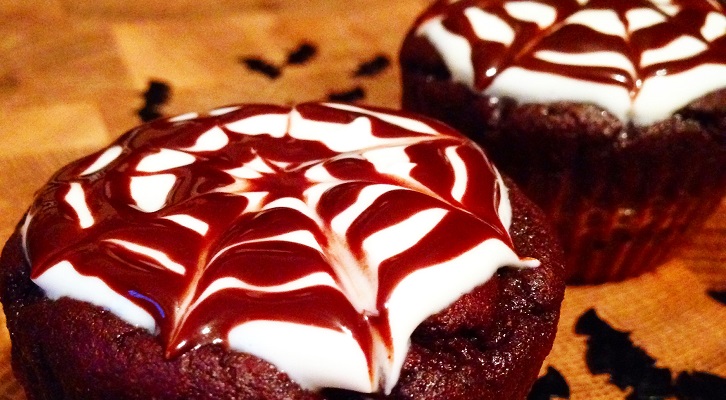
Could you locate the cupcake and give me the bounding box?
[400,0,726,283]
[0,103,565,399]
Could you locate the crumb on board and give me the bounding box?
[138,80,171,122]
[286,43,317,65]
[354,54,391,77]
[327,86,365,102]
[239,57,281,79]
[527,366,570,400]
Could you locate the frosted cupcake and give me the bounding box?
[1,103,564,399]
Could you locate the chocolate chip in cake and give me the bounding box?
[327,86,365,102]
[576,309,674,398]
[707,290,726,306]
[239,57,281,79]
[138,80,171,122]
[527,366,570,400]
[286,43,317,65]
[674,371,726,400]
[353,55,390,77]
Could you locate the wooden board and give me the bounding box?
[1,1,725,399]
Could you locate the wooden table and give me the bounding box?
[1,1,725,399]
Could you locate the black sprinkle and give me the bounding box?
[327,86,366,102]
[240,57,281,79]
[354,54,391,77]
[286,43,317,65]
[527,366,570,400]
[707,290,726,306]
[138,80,171,122]
[576,309,674,399]
[674,371,726,400]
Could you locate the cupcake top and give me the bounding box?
[20,102,537,394]
[406,0,726,125]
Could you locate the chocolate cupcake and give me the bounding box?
[400,0,726,283]
[0,103,564,399]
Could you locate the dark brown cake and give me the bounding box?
[400,0,726,283]
[0,102,564,399]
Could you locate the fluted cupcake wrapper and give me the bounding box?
[401,71,726,284]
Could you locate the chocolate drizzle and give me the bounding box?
[21,103,528,392]
[408,0,726,124]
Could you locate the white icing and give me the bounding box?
[565,10,627,38]
[323,103,438,135]
[228,321,374,393]
[495,171,513,230]
[129,174,176,212]
[417,16,476,87]
[195,274,339,307]
[136,149,196,173]
[289,111,412,153]
[241,191,268,212]
[168,112,199,123]
[702,11,726,42]
[240,230,324,253]
[464,7,515,45]
[65,183,94,229]
[534,50,636,76]
[163,214,210,235]
[383,239,536,393]
[362,208,447,270]
[330,185,397,235]
[361,147,416,182]
[183,126,229,152]
[444,146,468,202]
[225,165,263,179]
[80,145,123,176]
[488,67,633,122]
[33,260,157,332]
[262,196,318,219]
[20,214,32,263]
[208,105,241,116]
[504,1,557,28]
[625,7,667,32]
[106,239,186,275]
[657,4,681,16]
[226,113,289,138]
[634,63,726,125]
[639,35,707,68]
[304,162,338,182]
[245,155,275,174]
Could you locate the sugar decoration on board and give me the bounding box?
[527,366,570,400]
[138,80,171,122]
[576,308,726,400]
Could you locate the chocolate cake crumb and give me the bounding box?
[674,371,726,400]
[707,290,726,306]
[576,309,674,398]
[327,86,365,102]
[286,43,317,65]
[240,57,281,79]
[354,55,390,77]
[527,366,570,400]
[137,80,171,122]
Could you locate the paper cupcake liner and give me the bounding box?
[401,71,726,284]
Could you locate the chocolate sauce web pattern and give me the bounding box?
[413,0,726,125]
[19,102,536,394]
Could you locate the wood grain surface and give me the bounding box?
[1,1,725,399]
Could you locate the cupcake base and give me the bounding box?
[402,71,726,284]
